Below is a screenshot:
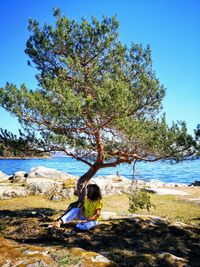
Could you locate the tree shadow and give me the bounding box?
[0,209,200,266]
[192,216,200,223]
[0,208,56,218]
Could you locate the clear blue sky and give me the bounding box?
[0,0,199,135]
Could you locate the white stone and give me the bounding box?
[91,254,111,263]
[0,171,9,182]
[61,188,75,199]
[49,194,63,201]
[0,166,193,199]
[0,185,29,199]
[145,179,166,188]
[148,187,189,195]
[11,171,27,183]
[28,166,75,180]
[166,182,188,187]
[26,178,63,195]
[91,175,132,196]
[101,211,118,220]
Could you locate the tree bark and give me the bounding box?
[64,164,100,213]
[77,163,100,203]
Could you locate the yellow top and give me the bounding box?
[84,198,103,221]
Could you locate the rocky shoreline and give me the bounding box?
[0,166,199,200]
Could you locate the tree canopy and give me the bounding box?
[0,10,198,201]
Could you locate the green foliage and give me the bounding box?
[194,124,200,157]
[0,128,49,157]
[0,9,198,167]
[129,187,155,213]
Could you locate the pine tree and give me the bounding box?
[0,9,198,202]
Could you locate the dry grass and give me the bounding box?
[0,188,199,226]
[103,192,200,226]
[103,194,129,214]
[139,194,200,225]
[0,195,76,211]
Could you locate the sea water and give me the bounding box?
[0,157,199,185]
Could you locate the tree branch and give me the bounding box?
[63,149,93,167]
[101,158,132,168]
[94,130,104,162]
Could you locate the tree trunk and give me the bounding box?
[77,163,100,203]
[63,164,100,213]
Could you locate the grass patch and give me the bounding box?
[58,251,81,266]
[133,194,200,225]
[103,193,200,226]
[0,195,76,211]
[0,192,199,225]
[103,194,129,215]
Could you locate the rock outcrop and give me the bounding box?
[190,180,200,186]
[0,166,195,200]
[0,167,77,200]
[0,171,9,182]
[0,237,58,267]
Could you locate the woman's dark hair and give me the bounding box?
[86,184,102,201]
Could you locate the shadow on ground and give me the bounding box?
[0,208,200,266]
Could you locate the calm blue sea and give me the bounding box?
[0,157,199,185]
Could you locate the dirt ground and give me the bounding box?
[0,207,199,266]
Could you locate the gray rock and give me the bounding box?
[49,194,63,201]
[61,187,75,199]
[0,171,9,182]
[26,178,63,195]
[91,175,132,196]
[91,254,112,263]
[26,260,50,267]
[145,179,166,188]
[10,171,28,183]
[48,187,75,201]
[0,165,193,200]
[0,185,29,199]
[28,166,75,180]
[23,250,49,256]
[144,179,188,188]
[147,187,189,195]
[101,211,118,220]
[190,180,200,186]
[1,260,12,267]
